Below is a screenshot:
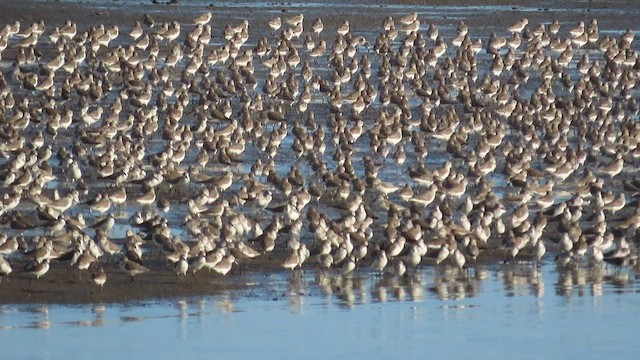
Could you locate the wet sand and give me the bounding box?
[1,259,255,304]
[1,248,516,304]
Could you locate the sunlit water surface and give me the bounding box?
[1,263,639,359]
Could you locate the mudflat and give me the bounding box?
[1,0,639,303]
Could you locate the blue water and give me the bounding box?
[1,263,639,359]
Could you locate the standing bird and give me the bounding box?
[213,254,236,276]
[508,18,528,33]
[282,248,301,271]
[399,12,418,25]
[371,247,388,274]
[92,267,107,292]
[533,240,546,267]
[452,249,466,270]
[268,17,282,32]
[130,20,143,40]
[282,245,309,271]
[0,256,12,283]
[312,18,323,36]
[435,244,450,266]
[189,252,207,277]
[24,259,50,286]
[194,12,212,26]
[337,20,350,36]
[120,258,149,282]
[175,255,188,276]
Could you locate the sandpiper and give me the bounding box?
[23,259,50,285]
[0,256,12,283]
[92,266,107,291]
[120,258,149,281]
[213,254,236,276]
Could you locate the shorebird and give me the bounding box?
[311,18,323,36]
[88,193,111,214]
[188,252,206,277]
[92,267,107,291]
[508,18,528,33]
[600,154,624,178]
[569,21,585,38]
[373,179,402,196]
[435,244,450,267]
[75,250,97,273]
[213,254,236,276]
[285,13,303,26]
[204,249,224,273]
[24,240,53,263]
[46,191,80,213]
[370,247,388,274]
[451,249,466,270]
[337,20,350,36]
[399,12,418,25]
[603,238,632,267]
[282,248,301,270]
[175,255,188,276]
[120,258,149,281]
[268,17,281,32]
[136,186,156,206]
[23,259,50,286]
[391,259,407,277]
[338,256,356,275]
[0,256,12,283]
[283,244,309,271]
[130,20,143,39]
[232,242,261,259]
[194,12,212,26]
[0,237,19,256]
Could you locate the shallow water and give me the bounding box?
[1,262,639,359]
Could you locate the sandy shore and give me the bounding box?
[1,247,517,304]
[0,259,257,304]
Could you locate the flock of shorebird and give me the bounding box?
[0,9,639,292]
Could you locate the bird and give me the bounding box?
[311,18,323,35]
[282,248,301,271]
[175,255,188,276]
[193,12,212,26]
[268,17,281,32]
[371,248,388,274]
[120,258,149,281]
[508,18,528,33]
[188,252,206,277]
[282,244,310,271]
[213,254,236,276]
[92,267,107,291]
[0,256,12,283]
[24,259,50,286]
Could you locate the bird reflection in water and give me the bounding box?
[26,305,51,330]
[555,262,634,298]
[500,264,544,298]
[368,271,424,303]
[215,293,235,313]
[91,304,106,327]
[176,299,188,340]
[432,267,485,301]
[287,270,306,313]
[315,271,368,309]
